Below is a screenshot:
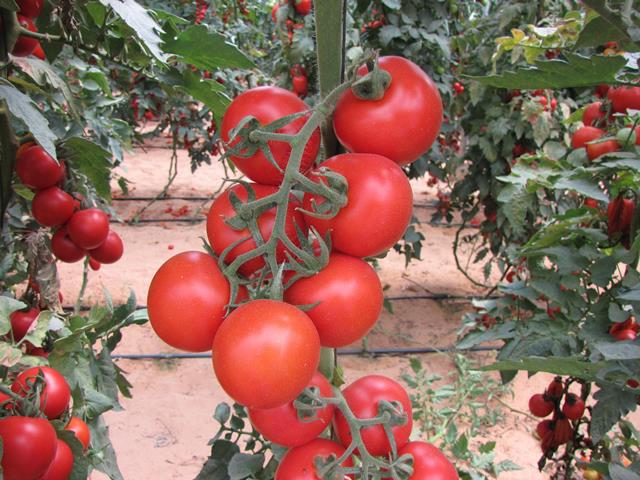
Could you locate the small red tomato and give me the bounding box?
[12,366,71,419]
[12,15,39,57]
[536,419,553,440]
[612,329,637,341]
[396,441,459,480]
[67,208,110,249]
[584,198,599,209]
[51,227,87,263]
[571,126,604,149]
[65,417,91,451]
[88,257,101,271]
[292,75,308,97]
[275,438,353,480]
[9,307,40,342]
[31,186,75,227]
[293,0,312,15]
[607,197,635,237]
[608,86,640,113]
[546,378,564,400]
[538,96,548,107]
[40,439,74,480]
[561,393,585,420]
[529,393,554,417]
[89,230,124,264]
[15,146,65,190]
[586,139,620,161]
[582,102,607,127]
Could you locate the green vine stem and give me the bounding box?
[0,100,18,226]
[74,256,90,315]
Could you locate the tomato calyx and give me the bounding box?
[350,57,393,101]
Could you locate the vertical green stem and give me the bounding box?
[0,101,18,228]
[74,256,90,314]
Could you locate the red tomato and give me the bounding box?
[15,146,65,190]
[302,153,413,258]
[395,441,459,480]
[67,208,110,249]
[292,75,309,97]
[607,197,635,236]
[284,253,383,347]
[275,438,353,480]
[294,0,312,15]
[571,126,604,149]
[271,2,281,22]
[31,187,75,227]
[221,86,320,185]
[582,102,607,127]
[334,375,412,456]
[212,299,320,409]
[206,183,307,276]
[248,371,335,447]
[12,366,71,419]
[89,230,124,264]
[333,56,443,165]
[0,416,58,480]
[528,393,554,418]
[40,439,74,480]
[12,15,39,57]
[546,378,564,400]
[16,0,43,17]
[608,86,640,113]
[51,227,86,263]
[586,139,620,161]
[88,257,101,270]
[536,419,552,440]
[561,393,585,420]
[32,41,46,60]
[612,329,637,341]
[9,307,39,342]
[148,251,230,352]
[65,417,91,451]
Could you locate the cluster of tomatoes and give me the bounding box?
[271,0,310,43]
[9,0,46,59]
[194,0,209,24]
[360,7,386,33]
[529,377,586,453]
[147,56,448,477]
[0,366,91,480]
[15,141,124,268]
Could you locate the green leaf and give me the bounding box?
[582,0,638,44]
[590,384,638,443]
[0,0,18,9]
[554,177,608,201]
[163,25,254,71]
[60,137,113,201]
[468,53,626,90]
[576,16,628,49]
[91,415,125,480]
[610,463,640,480]
[479,356,607,379]
[175,70,230,120]
[0,342,22,367]
[196,440,240,480]
[214,403,231,425]
[0,80,56,158]
[594,342,640,361]
[497,184,533,235]
[228,453,264,479]
[0,296,25,335]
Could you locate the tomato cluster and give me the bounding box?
[15,142,124,267]
[9,0,46,59]
[272,0,310,44]
[0,366,91,480]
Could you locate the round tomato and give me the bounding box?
[0,416,58,480]
[607,197,634,236]
[571,126,603,149]
[148,251,230,352]
[221,86,320,185]
[608,86,640,113]
[248,371,335,447]
[12,15,39,57]
[212,299,320,409]
[582,102,607,127]
[302,153,413,258]
[284,253,383,347]
[207,183,307,276]
[334,375,412,457]
[275,438,353,480]
[15,145,65,190]
[561,393,585,420]
[31,187,75,227]
[293,0,312,15]
[51,227,86,263]
[395,441,458,480]
[89,230,123,264]
[586,139,620,161]
[41,439,74,480]
[17,0,43,17]
[12,366,71,419]
[292,75,309,97]
[65,416,91,451]
[9,307,39,342]
[612,328,637,341]
[67,208,110,249]
[333,56,443,165]
[528,393,554,418]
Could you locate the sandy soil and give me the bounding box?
[56,142,622,480]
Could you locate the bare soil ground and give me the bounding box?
[62,141,629,480]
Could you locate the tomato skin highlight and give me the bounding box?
[303,153,413,258]
[284,252,383,347]
[221,86,320,185]
[395,441,459,480]
[12,366,71,419]
[248,371,335,447]
[333,56,443,165]
[148,251,230,352]
[213,299,320,409]
[40,439,74,480]
[67,208,110,249]
[65,416,91,451]
[51,227,87,263]
[32,187,75,227]
[10,306,40,342]
[15,145,65,190]
[89,230,124,264]
[571,126,604,149]
[0,416,58,480]
[207,183,307,276]
[275,438,353,480]
[334,375,413,457]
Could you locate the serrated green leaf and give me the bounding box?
[591,384,638,443]
[594,342,640,360]
[175,70,230,120]
[576,16,627,48]
[60,137,112,201]
[228,453,264,479]
[479,356,606,379]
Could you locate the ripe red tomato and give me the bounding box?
[293,0,312,15]
[248,371,335,447]
[89,230,124,264]
[536,419,552,440]
[582,102,607,127]
[9,307,39,342]
[561,393,585,420]
[221,86,320,185]
[275,438,353,480]
[302,153,413,258]
[67,208,110,249]
[608,86,640,113]
[395,441,459,480]
[31,186,75,227]
[550,418,573,447]
[89,257,101,270]
[334,375,412,456]
[528,393,554,417]
[148,251,230,352]
[51,227,86,263]
[284,253,383,347]
[586,139,620,161]
[40,439,74,480]
[571,126,604,149]
[212,299,320,409]
[546,378,564,400]
[612,328,637,341]
[607,197,634,237]
[206,183,307,276]
[12,15,39,57]
[15,146,65,190]
[292,74,309,97]
[333,56,443,165]
[0,416,58,480]
[16,0,43,17]
[32,41,46,60]
[271,2,281,22]
[65,417,91,451]
[12,366,71,419]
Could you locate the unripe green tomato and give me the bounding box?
[437,66,445,74]
[617,127,637,147]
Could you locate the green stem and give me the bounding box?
[17,26,61,42]
[74,257,90,315]
[0,101,18,227]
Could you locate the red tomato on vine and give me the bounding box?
[15,145,65,190]
[31,187,75,227]
[40,439,74,480]
[395,441,459,480]
[275,438,353,480]
[12,366,71,419]
[0,416,58,480]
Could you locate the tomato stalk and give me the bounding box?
[0,9,20,63]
